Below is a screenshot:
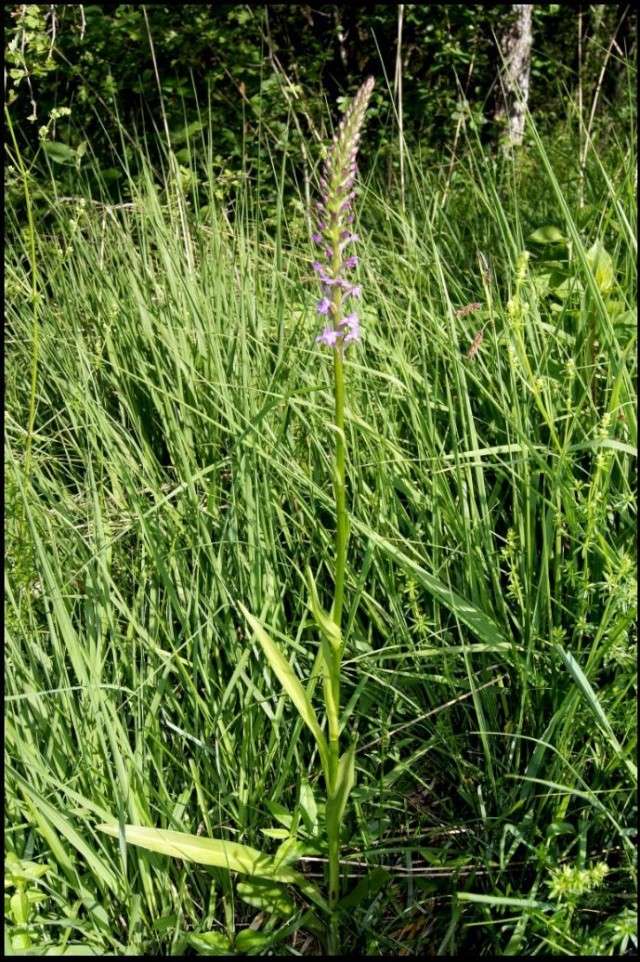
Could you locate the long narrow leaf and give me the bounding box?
[557,645,637,782]
[354,524,506,647]
[97,823,327,910]
[238,603,329,776]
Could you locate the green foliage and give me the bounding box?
[4,4,636,212]
[4,853,51,953]
[4,30,636,956]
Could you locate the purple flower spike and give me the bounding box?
[311,76,374,351]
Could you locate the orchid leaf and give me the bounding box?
[239,604,329,777]
[96,823,328,910]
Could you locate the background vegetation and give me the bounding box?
[5,4,636,209]
[5,4,637,956]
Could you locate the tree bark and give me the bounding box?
[496,4,534,146]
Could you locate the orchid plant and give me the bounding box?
[98,77,376,955]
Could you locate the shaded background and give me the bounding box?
[5,4,636,207]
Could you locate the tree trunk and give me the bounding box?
[496,5,534,146]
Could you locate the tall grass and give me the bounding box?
[5,81,637,954]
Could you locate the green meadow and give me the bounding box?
[5,19,637,955]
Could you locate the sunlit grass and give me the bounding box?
[4,86,637,955]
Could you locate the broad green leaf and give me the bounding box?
[260,827,290,840]
[235,930,273,953]
[98,166,122,182]
[265,801,292,829]
[306,567,341,651]
[238,604,329,775]
[273,837,312,869]
[10,891,29,924]
[237,878,295,916]
[187,931,232,955]
[528,225,566,244]
[327,742,356,836]
[531,272,551,295]
[546,821,575,838]
[25,891,47,905]
[97,823,328,911]
[299,779,318,836]
[5,853,49,884]
[42,141,77,165]
[338,867,390,910]
[550,274,583,298]
[586,241,615,293]
[603,298,625,318]
[98,824,288,881]
[612,308,637,328]
[320,636,340,742]
[97,825,290,882]
[171,119,205,145]
[42,947,102,956]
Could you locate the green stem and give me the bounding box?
[332,348,348,628]
[325,346,348,954]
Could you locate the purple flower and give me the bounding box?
[316,327,340,347]
[339,233,359,252]
[317,297,331,315]
[339,313,361,345]
[343,255,358,270]
[313,262,338,286]
[312,232,323,245]
[338,312,359,331]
